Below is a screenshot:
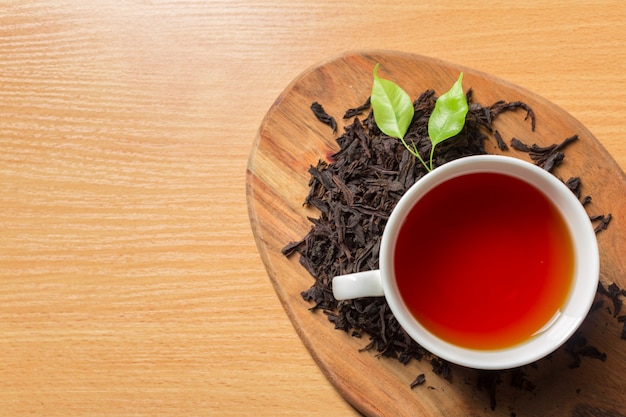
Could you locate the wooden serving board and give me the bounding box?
[246,51,626,416]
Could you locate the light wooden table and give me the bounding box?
[1,1,624,416]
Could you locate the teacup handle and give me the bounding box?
[332,270,384,300]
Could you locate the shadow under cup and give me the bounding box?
[379,155,599,370]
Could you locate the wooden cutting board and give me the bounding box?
[246,51,626,416]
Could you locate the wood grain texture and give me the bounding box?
[247,51,626,416]
[0,1,625,416]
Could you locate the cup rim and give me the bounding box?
[379,155,599,370]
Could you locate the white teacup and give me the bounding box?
[332,155,599,370]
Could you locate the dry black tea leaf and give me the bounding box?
[510,137,531,152]
[343,97,371,119]
[591,213,613,233]
[410,373,426,389]
[509,134,578,171]
[580,195,592,206]
[489,100,536,131]
[493,130,508,151]
[565,177,582,198]
[311,101,337,132]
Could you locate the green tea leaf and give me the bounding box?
[371,64,414,140]
[428,72,468,146]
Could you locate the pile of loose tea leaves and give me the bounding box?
[282,84,622,411]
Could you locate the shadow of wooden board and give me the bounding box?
[247,50,626,417]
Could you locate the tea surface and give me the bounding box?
[394,172,574,350]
